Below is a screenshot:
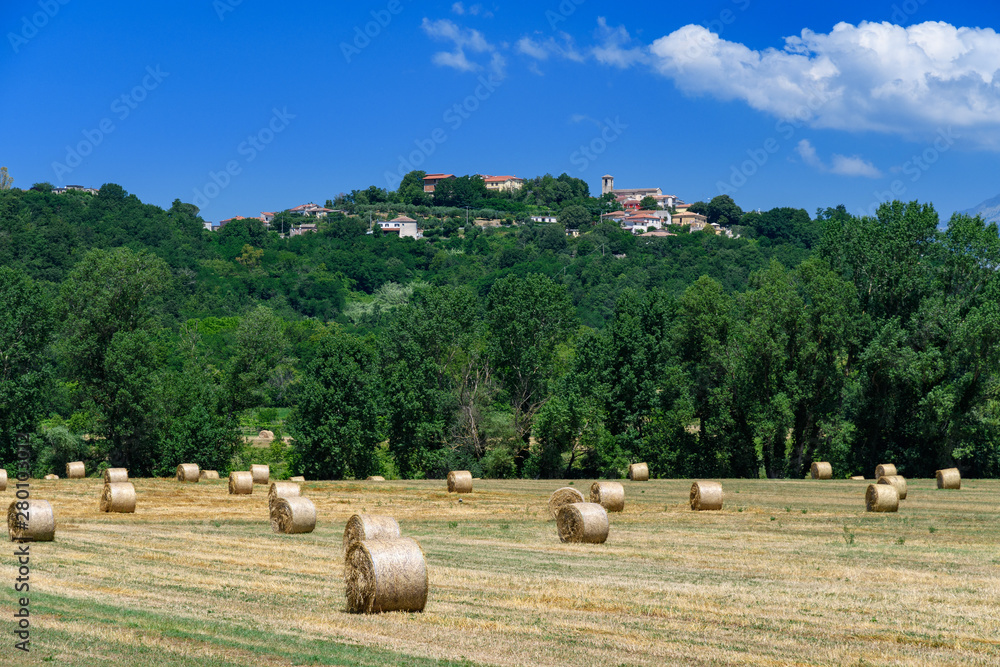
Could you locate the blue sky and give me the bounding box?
[2,0,998,222]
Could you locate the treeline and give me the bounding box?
[2,184,998,480]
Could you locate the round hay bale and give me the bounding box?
[556,502,609,544]
[8,499,55,542]
[878,475,907,500]
[103,468,128,483]
[810,462,833,480]
[345,537,428,613]
[447,470,472,493]
[690,481,724,511]
[268,481,300,506]
[936,468,961,490]
[66,461,85,479]
[199,470,220,480]
[343,514,402,555]
[866,483,899,512]
[289,475,305,482]
[589,481,625,512]
[270,496,316,534]
[548,487,585,518]
[258,429,275,440]
[228,471,253,495]
[176,464,199,482]
[875,463,896,479]
[43,474,59,480]
[850,476,866,480]
[627,462,649,481]
[100,482,136,513]
[0,469,7,492]
[250,464,270,485]
[367,476,385,481]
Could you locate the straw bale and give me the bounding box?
[44,474,59,480]
[103,468,128,483]
[556,502,609,544]
[258,430,275,440]
[0,469,6,491]
[343,514,401,554]
[589,481,625,512]
[850,476,865,480]
[176,463,199,482]
[268,481,300,506]
[690,481,724,511]
[345,537,428,613]
[8,499,55,542]
[199,470,220,480]
[367,476,386,481]
[447,470,472,493]
[627,462,649,481]
[100,482,136,513]
[548,487,585,518]
[875,463,896,479]
[936,467,961,490]
[250,464,270,485]
[289,476,305,482]
[866,483,899,512]
[270,496,316,534]
[878,474,907,500]
[810,462,833,480]
[66,461,85,479]
[228,471,253,495]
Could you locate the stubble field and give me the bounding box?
[2,476,999,666]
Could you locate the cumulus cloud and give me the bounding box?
[452,2,492,18]
[796,140,882,178]
[422,18,504,76]
[648,21,1000,142]
[592,17,648,68]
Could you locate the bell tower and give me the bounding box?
[602,174,614,196]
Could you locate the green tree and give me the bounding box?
[485,274,577,467]
[639,195,659,210]
[0,268,54,466]
[288,330,383,479]
[222,306,288,417]
[560,205,591,230]
[0,166,12,190]
[58,248,171,470]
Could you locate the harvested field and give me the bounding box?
[2,477,1000,666]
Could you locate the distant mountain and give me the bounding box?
[961,193,1000,223]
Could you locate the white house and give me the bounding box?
[378,216,420,238]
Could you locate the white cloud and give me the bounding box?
[452,2,465,14]
[516,32,584,63]
[796,140,824,169]
[796,139,882,178]
[830,154,883,178]
[421,18,504,76]
[648,21,1000,143]
[451,2,492,18]
[592,17,647,68]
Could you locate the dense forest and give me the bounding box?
[2,179,998,481]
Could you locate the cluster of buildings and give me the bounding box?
[421,173,524,193]
[205,173,727,240]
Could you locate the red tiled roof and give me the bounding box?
[423,174,454,180]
